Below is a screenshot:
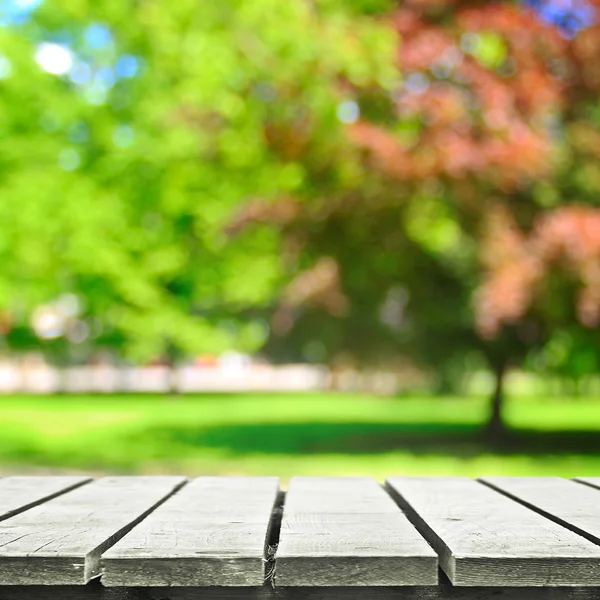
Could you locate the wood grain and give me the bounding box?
[101,477,280,587]
[0,476,185,585]
[481,477,600,545]
[386,477,600,587]
[0,477,91,521]
[275,477,438,587]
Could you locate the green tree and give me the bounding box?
[0,0,398,363]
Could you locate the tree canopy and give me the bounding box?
[1,0,600,421]
[0,0,397,361]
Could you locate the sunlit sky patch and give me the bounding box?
[0,0,42,25]
[84,23,112,49]
[0,2,141,103]
[115,55,138,78]
[30,18,142,107]
[35,42,73,75]
[524,0,597,37]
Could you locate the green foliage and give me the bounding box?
[2,0,598,398]
[0,0,398,361]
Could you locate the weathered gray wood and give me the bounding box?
[101,477,280,587]
[0,582,143,600]
[275,477,438,587]
[3,585,600,600]
[574,477,600,491]
[386,477,600,587]
[140,585,600,600]
[145,587,269,600]
[0,582,105,600]
[0,476,91,521]
[481,477,600,545]
[0,476,185,585]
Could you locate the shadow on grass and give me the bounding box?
[132,421,600,456]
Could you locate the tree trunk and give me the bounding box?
[164,344,180,395]
[486,361,507,438]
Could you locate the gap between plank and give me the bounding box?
[95,478,189,583]
[573,478,600,492]
[382,481,445,561]
[0,477,93,523]
[381,482,447,584]
[477,478,600,548]
[265,490,285,587]
[385,481,450,585]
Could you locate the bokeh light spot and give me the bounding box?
[115,54,139,78]
[58,148,81,171]
[69,61,92,85]
[84,23,112,49]
[113,124,134,148]
[0,55,12,79]
[35,43,73,75]
[337,100,360,124]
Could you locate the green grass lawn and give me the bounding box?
[1,393,599,482]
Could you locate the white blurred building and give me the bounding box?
[0,353,331,394]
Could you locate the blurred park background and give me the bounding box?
[0,0,600,480]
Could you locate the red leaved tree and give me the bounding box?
[231,0,600,433]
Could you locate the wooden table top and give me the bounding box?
[0,475,599,600]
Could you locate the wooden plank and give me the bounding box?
[0,584,143,600]
[144,588,268,600]
[0,476,184,585]
[141,585,600,600]
[0,582,105,600]
[481,476,600,545]
[275,476,438,587]
[0,476,91,521]
[4,586,600,600]
[4,585,589,600]
[386,477,600,587]
[101,477,280,587]
[273,588,600,600]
